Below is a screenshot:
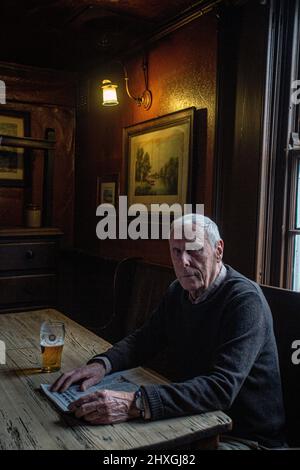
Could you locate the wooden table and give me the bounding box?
[0,309,232,450]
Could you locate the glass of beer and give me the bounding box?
[40,321,65,372]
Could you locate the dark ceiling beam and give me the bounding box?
[63,4,154,29]
[146,0,224,45]
[85,0,225,72]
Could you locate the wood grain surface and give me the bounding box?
[0,309,232,450]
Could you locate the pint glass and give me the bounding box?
[40,321,65,372]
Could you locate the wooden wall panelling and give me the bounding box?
[214,2,270,279]
[0,62,76,247]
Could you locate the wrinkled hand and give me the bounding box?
[51,362,106,393]
[69,389,140,424]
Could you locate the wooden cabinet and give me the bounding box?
[0,228,62,313]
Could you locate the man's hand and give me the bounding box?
[68,389,140,424]
[50,362,106,393]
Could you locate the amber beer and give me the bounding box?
[40,321,65,372]
[41,341,64,372]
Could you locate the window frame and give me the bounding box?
[285,148,300,289]
[256,0,300,290]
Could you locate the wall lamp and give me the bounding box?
[101,58,152,110]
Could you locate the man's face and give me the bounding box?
[169,225,224,296]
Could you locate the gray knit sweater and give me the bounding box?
[97,265,286,447]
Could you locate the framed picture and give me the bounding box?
[0,110,30,186]
[124,107,195,211]
[96,173,119,208]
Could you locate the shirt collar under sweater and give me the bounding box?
[188,263,227,304]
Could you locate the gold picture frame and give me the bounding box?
[123,107,195,211]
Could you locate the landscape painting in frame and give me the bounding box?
[125,108,195,211]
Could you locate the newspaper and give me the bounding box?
[40,371,139,413]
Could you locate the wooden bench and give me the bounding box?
[260,284,300,447]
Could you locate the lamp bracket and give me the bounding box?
[124,76,152,110]
[123,57,152,110]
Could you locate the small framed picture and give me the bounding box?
[96,173,119,208]
[0,110,31,187]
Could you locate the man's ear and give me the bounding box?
[215,240,224,261]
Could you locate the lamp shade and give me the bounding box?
[102,79,118,106]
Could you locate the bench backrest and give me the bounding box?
[260,284,300,446]
[124,261,175,335]
[111,258,174,375]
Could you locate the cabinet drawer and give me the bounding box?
[0,274,56,306]
[0,242,56,271]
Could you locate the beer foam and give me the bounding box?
[40,338,64,347]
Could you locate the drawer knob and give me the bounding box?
[25,250,35,260]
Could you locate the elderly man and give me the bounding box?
[52,214,286,449]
